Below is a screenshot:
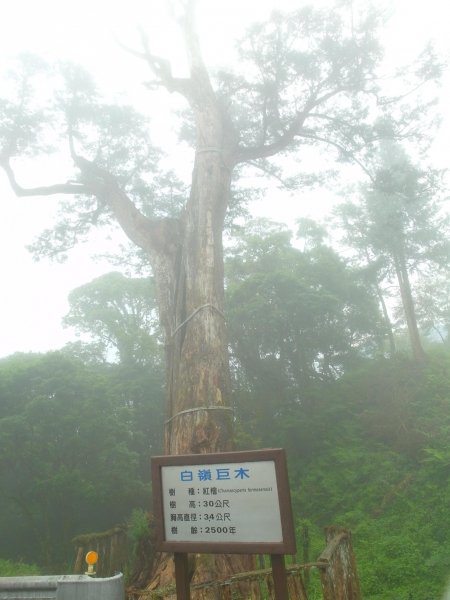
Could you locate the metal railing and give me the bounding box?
[0,573,125,600]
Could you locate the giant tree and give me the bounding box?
[0,0,443,586]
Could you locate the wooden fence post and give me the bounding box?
[287,573,308,600]
[123,530,130,575]
[109,532,118,576]
[174,553,190,600]
[318,526,362,600]
[117,533,124,575]
[96,539,102,578]
[73,546,85,575]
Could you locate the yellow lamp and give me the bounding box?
[85,551,98,576]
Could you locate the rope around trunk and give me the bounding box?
[165,303,225,347]
[165,406,234,425]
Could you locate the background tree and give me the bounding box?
[333,142,450,361]
[62,272,166,481]
[226,218,382,447]
[227,218,381,380]
[414,272,450,345]
[63,271,161,366]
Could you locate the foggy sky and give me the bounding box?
[0,0,449,357]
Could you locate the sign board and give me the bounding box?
[151,448,296,554]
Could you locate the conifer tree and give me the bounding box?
[0,1,443,586]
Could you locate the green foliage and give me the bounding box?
[126,507,152,573]
[225,218,450,596]
[283,351,450,600]
[335,143,450,273]
[213,5,443,185]
[227,218,382,378]
[0,351,159,564]
[229,278,450,600]
[126,509,150,546]
[61,272,166,477]
[0,558,40,577]
[227,218,383,446]
[0,56,188,263]
[62,271,162,366]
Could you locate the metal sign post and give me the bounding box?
[151,448,296,600]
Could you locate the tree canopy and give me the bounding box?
[226,218,381,383]
[63,271,161,365]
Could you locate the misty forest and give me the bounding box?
[1,1,450,599]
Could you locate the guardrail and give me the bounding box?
[0,573,124,600]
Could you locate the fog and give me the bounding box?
[0,0,449,357]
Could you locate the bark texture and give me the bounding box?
[375,282,396,358]
[393,250,426,362]
[161,147,234,456]
[125,2,241,458]
[318,527,362,600]
[139,4,257,593]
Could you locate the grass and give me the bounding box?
[0,559,41,577]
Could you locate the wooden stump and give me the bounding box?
[318,527,362,600]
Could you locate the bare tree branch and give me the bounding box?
[246,160,296,188]
[236,111,309,163]
[115,31,192,97]
[116,26,194,98]
[236,88,345,164]
[0,159,99,197]
[113,35,147,61]
[1,149,181,262]
[297,132,376,182]
[67,126,119,186]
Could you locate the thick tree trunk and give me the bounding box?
[143,151,256,600]
[163,150,233,456]
[139,6,257,592]
[144,117,257,600]
[393,251,426,361]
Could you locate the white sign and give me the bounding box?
[161,460,283,543]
